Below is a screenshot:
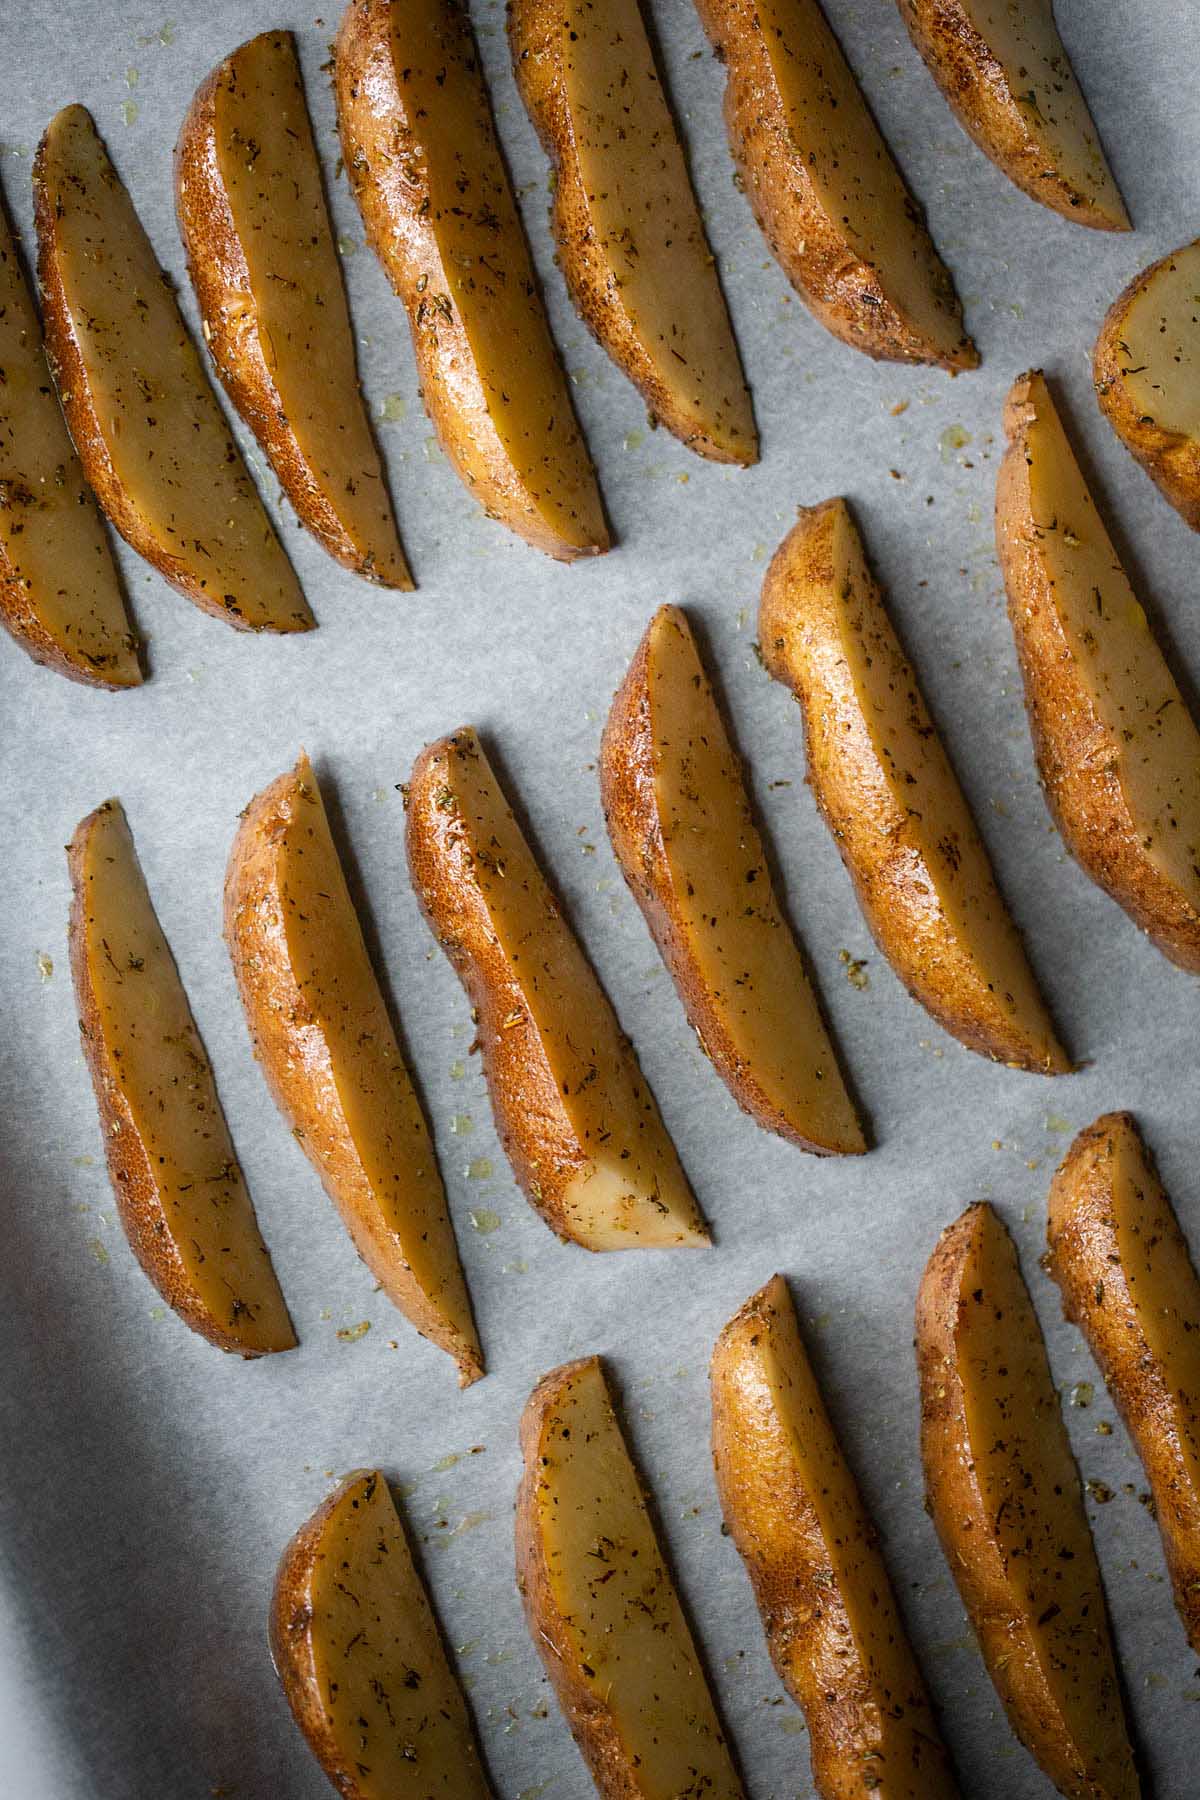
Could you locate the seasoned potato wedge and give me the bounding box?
[712,1275,958,1800]
[0,200,138,687]
[272,1469,492,1797]
[518,1357,743,1798]
[693,0,975,370]
[406,728,706,1251]
[896,0,1128,231]
[509,0,756,465]
[1095,237,1200,530]
[761,498,1069,1073]
[34,106,310,633]
[997,370,1200,972]
[225,754,482,1385]
[69,800,294,1357]
[176,30,411,586]
[917,1202,1139,1800]
[335,0,607,561]
[601,604,864,1152]
[1048,1111,1200,1653]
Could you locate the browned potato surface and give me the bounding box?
[517,1356,744,1798]
[406,728,707,1250]
[917,1202,1139,1800]
[272,1469,492,1797]
[176,29,411,586]
[334,0,607,560]
[69,799,294,1356]
[225,753,482,1385]
[711,1275,958,1799]
[601,603,864,1153]
[1048,1111,1200,1653]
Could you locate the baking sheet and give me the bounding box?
[1,1,1198,1794]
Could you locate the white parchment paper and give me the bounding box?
[2,2,1198,1795]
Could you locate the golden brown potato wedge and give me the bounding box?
[334,0,607,561]
[997,370,1200,973]
[1047,1111,1200,1654]
[518,1356,743,1798]
[895,0,1128,231]
[917,1202,1139,1800]
[601,604,864,1153]
[272,1469,492,1797]
[761,498,1069,1073]
[508,0,756,466]
[1095,237,1200,530]
[176,30,411,587]
[406,728,706,1251]
[0,199,139,687]
[693,0,976,370]
[712,1275,958,1800]
[69,800,294,1357]
[34,105,311,633]
[225,753,482,1385]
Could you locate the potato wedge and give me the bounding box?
[334,0,607,561]
[33,105,311,633]
[68,800,294,1357]
[272,1469,492,1797]
[225,753,482,1385]
[406,728,706,1250]
[761,498,1069,1073]
[176,30,411,587]
[692,0,976,371]
[601,604,864,1153]
[0,199,139,687]
[1095,238,1200,530]
[712,1275,958,1800]
[508,0,756,466]
[518,1356,743,1798]
[917,1202,1138,1800]
[996,370,1200,972]
[1047,1111,1200,1654]
[895,0,1128,231]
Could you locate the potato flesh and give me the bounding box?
[529,1360,741,1797]
[0,209,136,682]
[209,33,408,582]
[298,1473,489,1795]
[37,106,307,630]
[1107,241,1200,437]
[1021,379,1200,912]
[77,803,292,1352]
[643,607,862,1150]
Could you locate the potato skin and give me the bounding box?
[996,370,1200,974]
[1047,1112,1200,1653]
[1094,241,1200,531]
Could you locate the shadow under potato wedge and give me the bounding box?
[334,0,608,561]
[69,799,295,1357]
[692,0,976,371]
[895,0,1128,231]
[33,105,312,633]
[176,29,412,587]
[760,497,1070,1074]
[224,753,482,1386]
[996,369,1200,973]
[272,1469,492,1798]
[1047,1111,1200,1655]
[711,1274,958,1800]
[601,603,865,1153]
[517,1356,744,1799]
[917,1202,1140,1800]
[509,0,757,466]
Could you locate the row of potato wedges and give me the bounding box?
[272,1120,1200,1799]
[2,1,1196,686]
[68,381,1200,1377]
